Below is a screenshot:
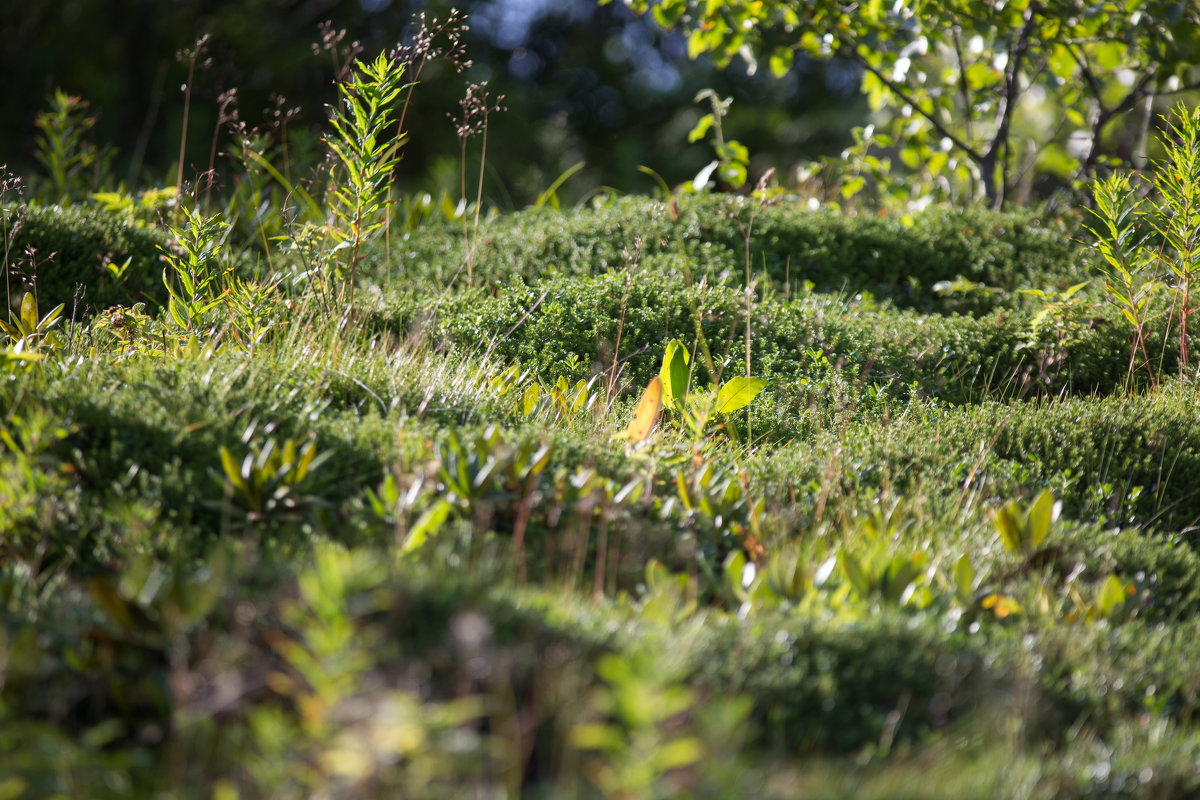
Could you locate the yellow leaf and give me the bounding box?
[626,376,663,443]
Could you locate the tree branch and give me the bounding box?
[951,26,974,144]
[837,37,982,165]
[985,0,1039,165]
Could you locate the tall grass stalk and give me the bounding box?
[175,36,211,221]
[454,82,503,287]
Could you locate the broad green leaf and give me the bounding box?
[521,382,540,416]
[645,558,669,592]
[1093,42,1126,70]
[1098,574,1128,619]
[719,161,747,188]
[717,139,749,164]
[20,292,36,333]
[220,446,247,494]
[1027,489,1059,550]
[840,552,869,597]
[953,553,975,602]
[714,376,767,414]
[992,505,1022,554]
[659,339,690,411]
[723,549,749,603]
[402,499,453,554]
[841,176,866,198]
[571,380,590,413]
[570,723,624,751]
[87,579,134,629]
[657,736,704,770]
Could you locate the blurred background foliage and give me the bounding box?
[0,0,865,207]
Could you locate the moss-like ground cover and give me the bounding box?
[4,190,1200,799]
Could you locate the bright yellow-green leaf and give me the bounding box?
[992,506,1022,553]
[220,447,247,494]
[841,176,866,198]
[953,553,975,602]
[688,113,715,143]
[769,46,794,77]
[659,339,690,411]
[521,383,540,416]
[402,499,452,554]
[20,292,36,333]
[840,552,869,597]
[657,736,705,770]
[714,376,767,414]
[570,723,623,751]
[1098,574,1128,619]
[1027,489,1059,550]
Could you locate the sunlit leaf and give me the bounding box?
[626,376,663,443]
[714,376,767,414]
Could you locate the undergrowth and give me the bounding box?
[3,19,1200,800]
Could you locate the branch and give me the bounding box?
[985,0,1040,165]
[1156,79,1200,98]
[1064,42,1106,113]
[837,37,982,165]
[951,26,974,144]
[1083,70,1158,172]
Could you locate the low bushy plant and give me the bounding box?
[2,202,171,314]
[382,194,1084,312]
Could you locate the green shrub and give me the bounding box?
[383,194,1084,312]
[2,202,172,314]
[384,266,1137,428]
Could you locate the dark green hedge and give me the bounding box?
[382,194,1085,312]
[2,202,172,315]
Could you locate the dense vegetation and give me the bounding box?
[4,5,1200,798]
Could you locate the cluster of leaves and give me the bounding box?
[611,0,1200,208]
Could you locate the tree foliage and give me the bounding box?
[608,0,1200,208]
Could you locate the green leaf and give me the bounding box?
[20,293,36,334]
[659,339,691,411]
[570,723,624,751]
[657,736,704,770]
[688,114,715,143]
[534,160,585,212]
[1026,489,1059,550]
[521,382,540,416]
[1097,574,1128,619]
[723,549,749,603]
[719,161,748,188]
[714,376,767,414]
[953,553,975,602]
[769,47,794,77]
[841,176,866,198]
[992,505,1023,554]
[840,551,869,597]
[220,447,247,494]
[403,499,453,554]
